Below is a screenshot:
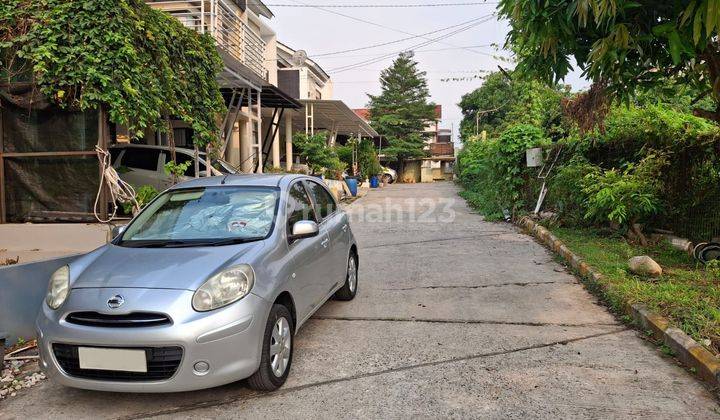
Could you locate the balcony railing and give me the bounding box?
[146,0,267,81]
[430,142,455,157]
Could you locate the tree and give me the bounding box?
[499,0,720,123]
[458,71,568,141]
[367,52,437,177]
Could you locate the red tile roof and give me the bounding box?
[353,108,371,121]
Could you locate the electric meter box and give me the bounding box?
[526,147,544,168]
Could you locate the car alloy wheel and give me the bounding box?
[347,257,357,294]
[247,304,294,391]
[270,316,292,377]
[333,253,358,301]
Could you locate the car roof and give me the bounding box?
[168,174,314,190]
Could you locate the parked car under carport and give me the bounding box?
[109,144,238,191]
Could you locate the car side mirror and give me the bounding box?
[111,225,127,239]
[289,220,319,241]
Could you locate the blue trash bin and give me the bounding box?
[369,175,380,188]
[345,177,358,197]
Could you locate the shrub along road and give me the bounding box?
[3,183,718,418]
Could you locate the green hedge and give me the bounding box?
[459,103,720,240]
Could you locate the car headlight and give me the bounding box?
[46,265,70,310]
[192,265,255,312]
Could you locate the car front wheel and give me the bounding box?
[333,253,358,301]
[247,304,293,391]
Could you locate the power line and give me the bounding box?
[314,44,497,59]
[284,0,494,57]
[327,14,496,73]
[262,2,498,7]
[311,17,492,57]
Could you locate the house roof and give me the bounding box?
[247,0,273,18]
[353,108,371,121]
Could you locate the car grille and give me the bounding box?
[65,312,171,328]
[52,344,183,381]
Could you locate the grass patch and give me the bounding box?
[551,227,720,355]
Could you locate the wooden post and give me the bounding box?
[194,145,200,178]
[0,106,5,224]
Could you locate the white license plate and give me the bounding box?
[78,347,147,373]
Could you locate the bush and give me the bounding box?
[458,124,550,218]
[581,154,667,234]
[545,155,596,225]
[293,132,345,176]
[336,140,382,179]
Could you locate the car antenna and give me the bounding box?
[221,174,230,185]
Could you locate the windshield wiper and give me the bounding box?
[119,237,265,248]
[119,240,192,248]
[205,237,266,247]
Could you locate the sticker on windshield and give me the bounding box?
[227,220,248,233]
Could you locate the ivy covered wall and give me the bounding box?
[0,0,225,148]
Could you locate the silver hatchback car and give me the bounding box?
[36,174,358,393]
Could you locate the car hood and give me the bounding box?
[70,242,264,291]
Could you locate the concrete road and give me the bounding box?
[3,183,719,419]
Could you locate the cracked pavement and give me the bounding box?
[2,182,719,418]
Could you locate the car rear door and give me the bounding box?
[285,181,330,321]
[304,180,347,290]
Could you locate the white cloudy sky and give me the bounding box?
[263,1,589,141]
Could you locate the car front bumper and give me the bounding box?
[36,288,271,393]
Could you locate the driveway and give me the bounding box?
[3,182,719,418]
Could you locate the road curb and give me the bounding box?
[518,216,720,389]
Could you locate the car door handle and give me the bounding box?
[321,238,329,248]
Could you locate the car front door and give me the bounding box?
[285,181,331,322]
[304,180,347,290]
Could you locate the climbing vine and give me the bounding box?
[0,0,225,148]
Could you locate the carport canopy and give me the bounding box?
[291,100,379,138]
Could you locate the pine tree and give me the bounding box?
[367,52,436,179]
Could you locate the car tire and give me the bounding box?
[247,304,294,391]
[333,253,358,301]
[382,174,393,185]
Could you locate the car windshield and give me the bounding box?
[119,187,279,247]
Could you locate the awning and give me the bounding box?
[258,85,302,109]
[291,100,379,138]
[220,85,302,109]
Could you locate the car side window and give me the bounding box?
[286,182,317,233]
[122,149,160,171]
[109,148,123,166]
[304,180,337,221]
